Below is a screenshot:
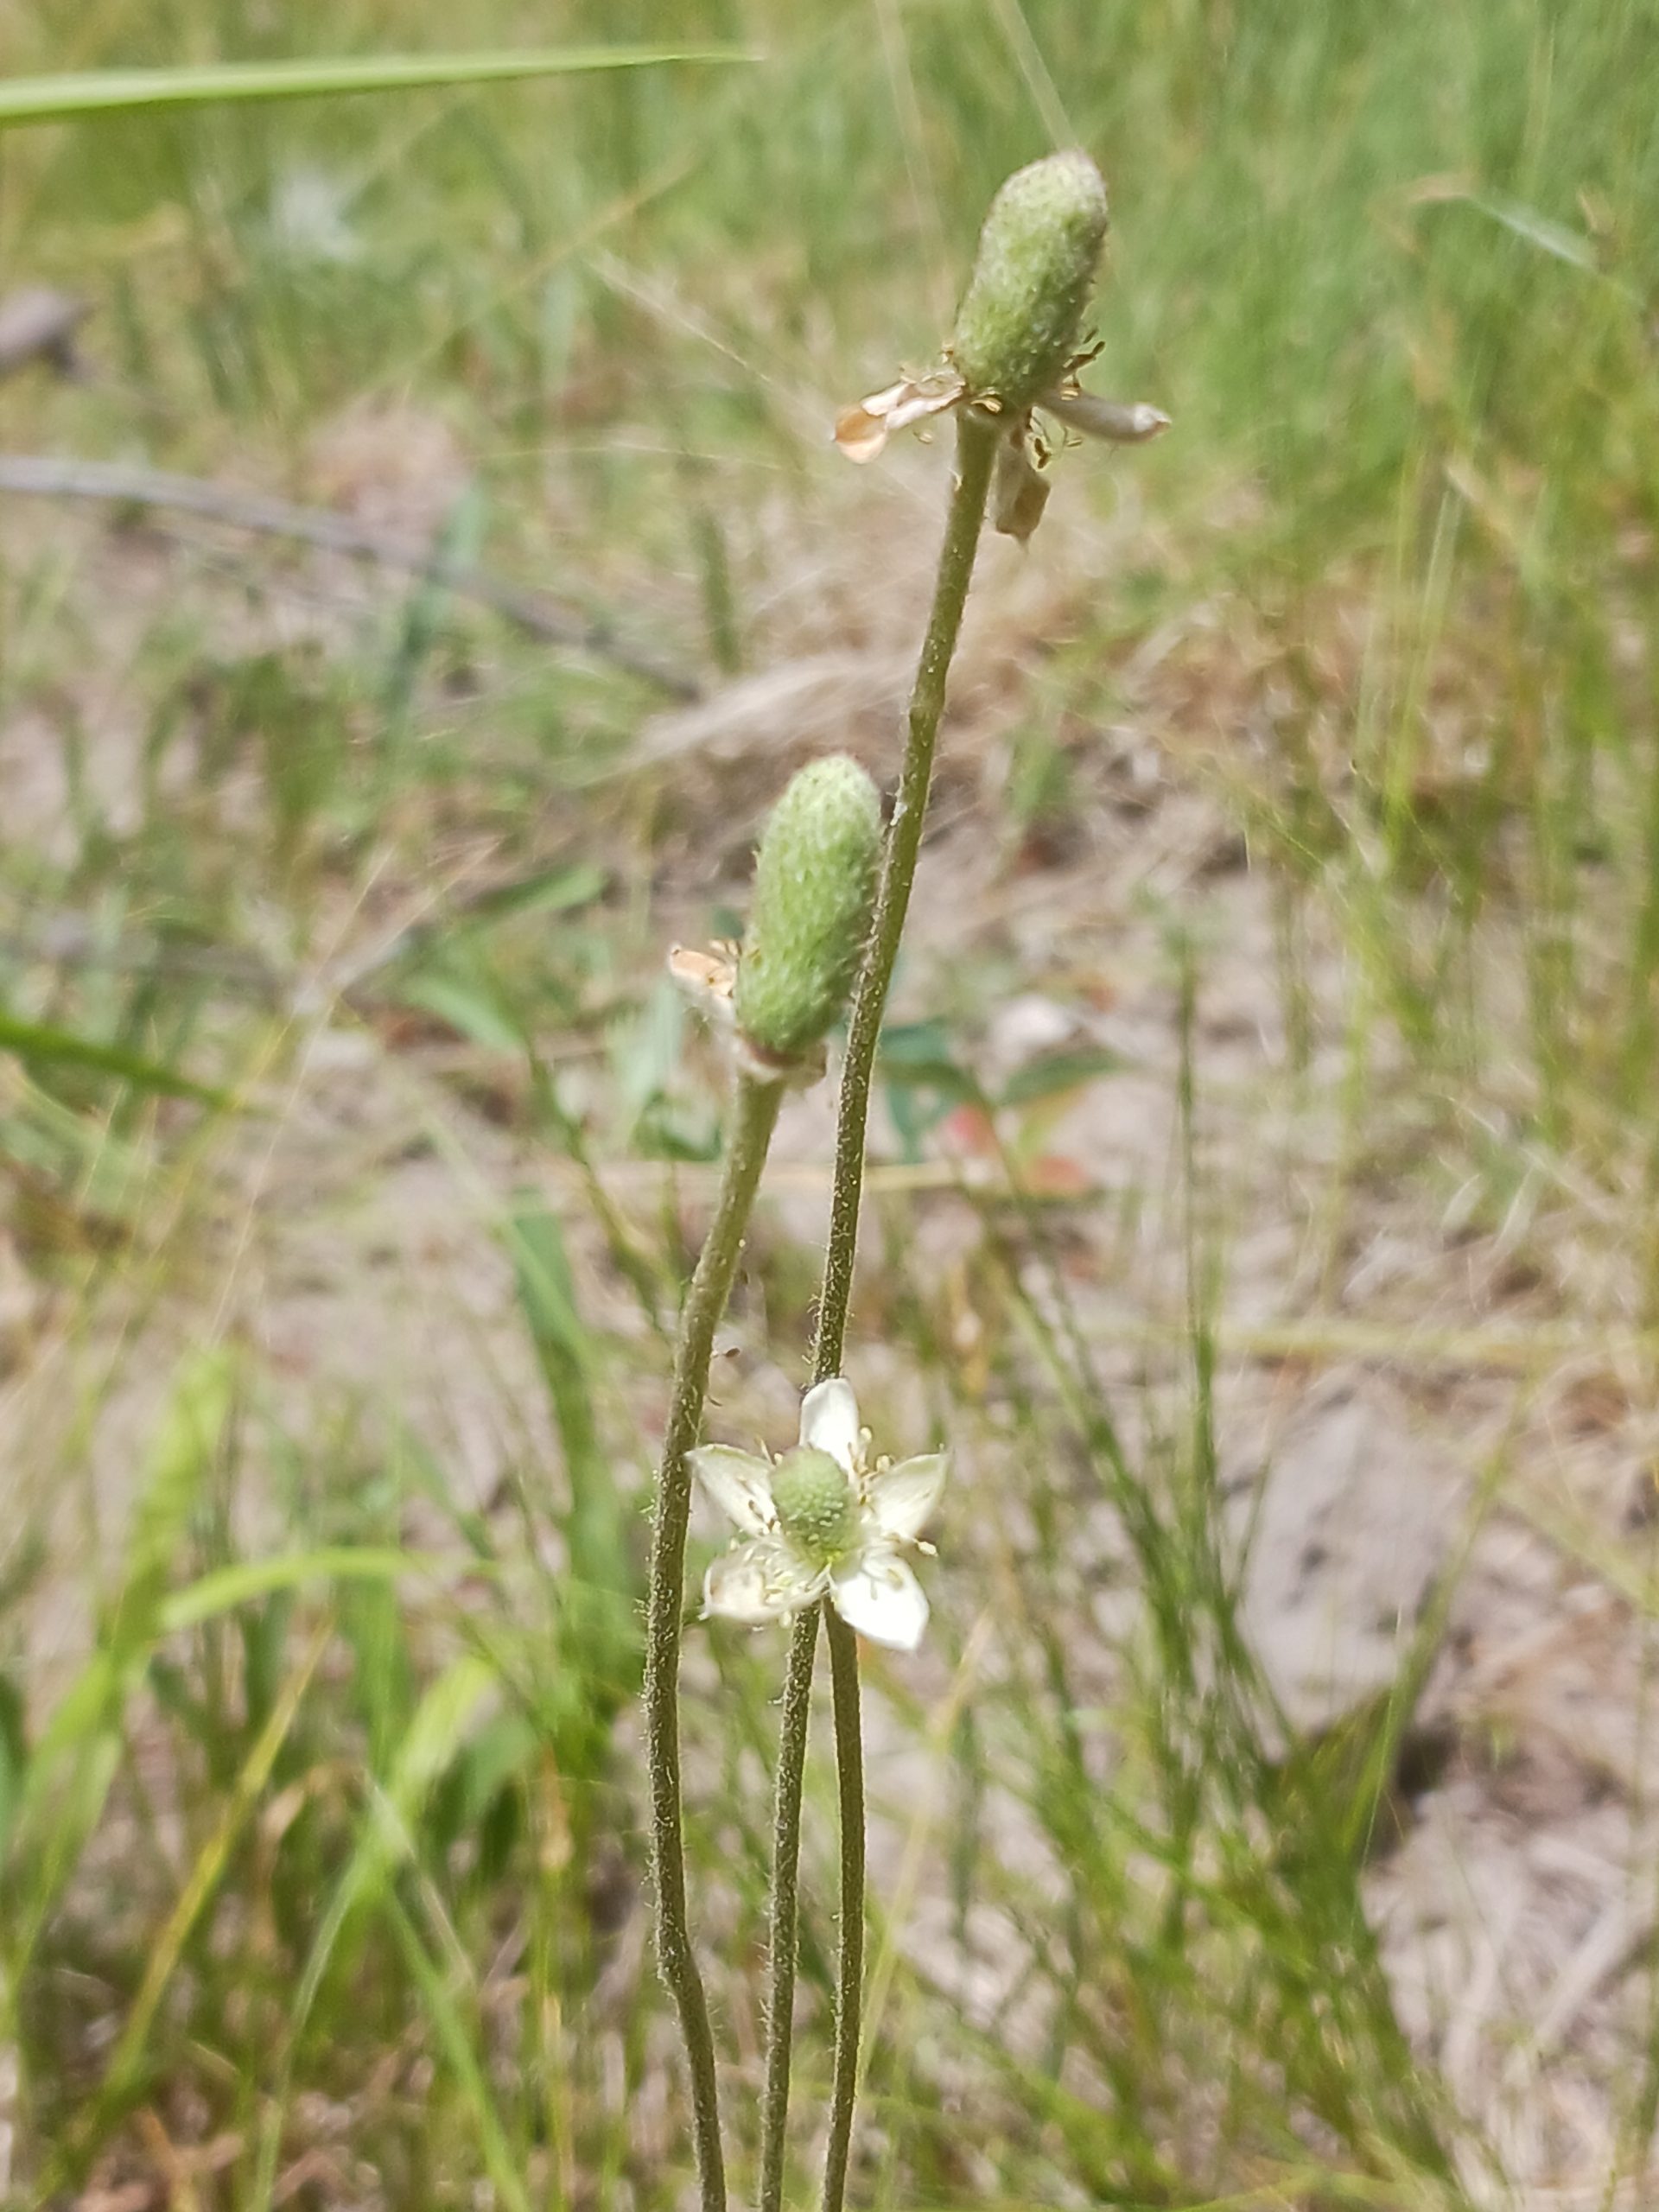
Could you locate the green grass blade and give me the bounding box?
[249,1657,499,2212]
[0,1008,232,1106]
[385,1888,533,2212]
[507,1205,627,1587]
[8,1352,234,1979]
[507,1204,641,1769]
[0,46,753,129]
[158,1546,480,1635]
[107,1350,237,1658]
[98,1620,330,2106]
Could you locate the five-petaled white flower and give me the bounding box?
[689,1377,946,1652]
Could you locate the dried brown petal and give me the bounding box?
[1041,391,1171,443]
[832,372,965,463]
[669,943,738,1027]
[992,432,1052,545]
[834,396,899,464]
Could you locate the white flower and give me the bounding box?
[689,1378,947,1652]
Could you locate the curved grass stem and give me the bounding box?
[643,1071,785,2212]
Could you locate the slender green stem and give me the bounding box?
[757,1602,820,2212]
[814,413,997,1382]
[820,1610,868,2212]
[643,1071,784,2212]
[764,412,995,2212]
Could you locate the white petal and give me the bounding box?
[799,1377,861,1471]
[1040,391,1171,444]
[688,1446,776,1535]
[830,1548,930,1652]
[703,1538,823,1626]
[863,1452,948,1544]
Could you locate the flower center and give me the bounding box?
[769,1446,857,1565]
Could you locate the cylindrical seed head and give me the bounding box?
[950,151,1109,411]
[735,755,882,1066]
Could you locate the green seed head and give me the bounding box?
[950,151,1109,410]
[770,1446,857,1564]
[735,755,881,1065]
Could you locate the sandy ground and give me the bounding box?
[3,420,1657,2205]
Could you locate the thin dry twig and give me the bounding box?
[0,452,699,699]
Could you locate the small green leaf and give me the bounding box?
[395,970,526,1053]
[878,1019,983,1099]
[452,861,608,931]
[999,1045,1128,1109]
[878,1019,982,1160]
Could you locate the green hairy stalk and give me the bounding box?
[645,756,880,2212]
[641,147,1163,2212]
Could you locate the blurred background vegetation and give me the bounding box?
[0,2,1656,2206]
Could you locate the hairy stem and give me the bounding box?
[820,1608,868,2212]
[757,412,995,2212]
[757,1603,820,2212]
[817,417,994,2210]
[643,1071,784,2212]
[815,412,997,1379]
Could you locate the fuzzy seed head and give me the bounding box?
[735,755,882,1065]
[950,151,1109,410]
[770,1446,858,1565]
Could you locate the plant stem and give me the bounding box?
[815,412,997,1380]
[760,411,995,2212]
[820,1607,868,2212]
[757,1602,820,2212]
[643,1070,785,2212]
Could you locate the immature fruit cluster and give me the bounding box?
[735,754,882,1068]
[950,150,1109,410]
[769,1446,857,1565]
